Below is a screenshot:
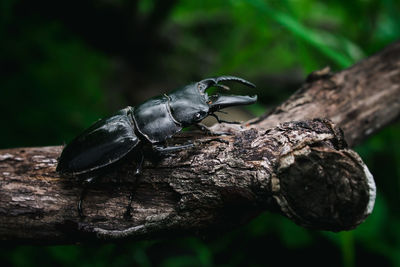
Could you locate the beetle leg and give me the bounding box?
[124,177,141,220]
[195,123,230,136]
[124,191,135,220]
[215,76,256,88]
[125,152,144,220]
[135,150,144,176]
[196,123,211,133]
[78,176,96,218]
[210,113,241,124]
[153,143,194,154]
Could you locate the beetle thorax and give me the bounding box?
[167,83,210,126]
[133,96,183,143]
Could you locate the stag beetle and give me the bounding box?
[57,76,257,216]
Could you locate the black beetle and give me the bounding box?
[57,76,257,216]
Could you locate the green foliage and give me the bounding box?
[0,4,110,148]
[1,0,400,266]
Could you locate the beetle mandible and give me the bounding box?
[57,76,257,216]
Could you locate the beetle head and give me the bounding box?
[168,76,257,126]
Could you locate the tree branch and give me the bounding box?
[251,41,400,147]
[1,41,400,244]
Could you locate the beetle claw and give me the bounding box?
[209,94,257,112]
[198,75,256,93]
[215,76,256,88]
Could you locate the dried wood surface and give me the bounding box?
[1,41,400,244]
[251,41,400,147]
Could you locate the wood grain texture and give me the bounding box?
[0,120,374,243]
[251,41,400,147]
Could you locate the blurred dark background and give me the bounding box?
[1,0,399,266]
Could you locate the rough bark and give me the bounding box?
[1,41,400,244]
[250,41,400,147]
